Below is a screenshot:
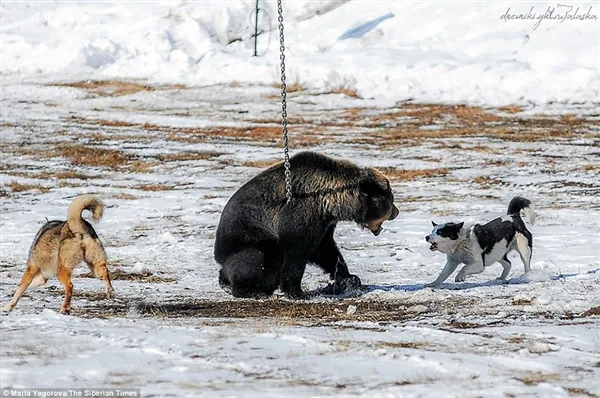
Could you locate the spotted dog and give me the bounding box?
[425,196,534,287]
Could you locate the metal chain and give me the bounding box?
[277,0,292,203]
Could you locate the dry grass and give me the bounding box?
[54,171,95,180]
[136,184,175,191]
[486,160,510,167]
[498,105,523,114]
[328,85,361,99]
[95,119,138,127]
[241,159,281,168]
[49,104,596,151]
[12,144,155,173]
[512,298,533,305]
[112,193,136,200]
[468,145,501,154]
[6,180,51,193]
[374,341,426,349]
[0,169,96,181]
[361,104,596,146]
[156,151,224,162]
[378,167,450,182]
[287,82,305,93]
[56,145,131,168]
[516,373,561,385]
[445,319,484,329]
[562,387,596,397]
[473,176,504,186]
[53,80,185,97]
[582,306,600,317]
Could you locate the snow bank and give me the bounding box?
[1,1,598,106]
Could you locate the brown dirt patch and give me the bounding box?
[78,269,176,283]
[77,297,468,321]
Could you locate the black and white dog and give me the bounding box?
[425,196,534,287]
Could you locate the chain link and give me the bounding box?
[277,0,292,203]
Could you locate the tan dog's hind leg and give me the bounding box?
[92,261,115,299]
[84,239,114,299]
[57,265,73,315]
[2,265,40,312]
[30,272,48,288]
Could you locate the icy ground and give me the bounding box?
[0,79,599,397]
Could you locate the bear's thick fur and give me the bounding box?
[214,151,398,299]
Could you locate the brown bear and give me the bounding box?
[214,151,399,299]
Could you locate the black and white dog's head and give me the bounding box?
[425,221,464,253]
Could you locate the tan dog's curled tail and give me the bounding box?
[67,195,104,234]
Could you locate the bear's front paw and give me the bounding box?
[329,274,362,295]
[339,274,362,289]
[455,273,466,283]
[283,286,307,300]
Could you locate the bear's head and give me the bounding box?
[356,168,399,236]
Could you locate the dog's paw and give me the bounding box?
[60,307,71,315]
[1,304,13,312]
[106,288,116,299]
[455,273,466,283]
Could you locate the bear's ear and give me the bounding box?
[432,221,438,227]
[360,169,389,196]
[359,178,378,197]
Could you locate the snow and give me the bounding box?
[1,1,599,397]
[1,1,599,106]
[1,80,598,397]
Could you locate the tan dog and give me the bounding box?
[2,195,114,314]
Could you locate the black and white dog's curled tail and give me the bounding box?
[507,196,535,225]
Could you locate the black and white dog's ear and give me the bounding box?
[455,222,464,229]
[431,221,438,227]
